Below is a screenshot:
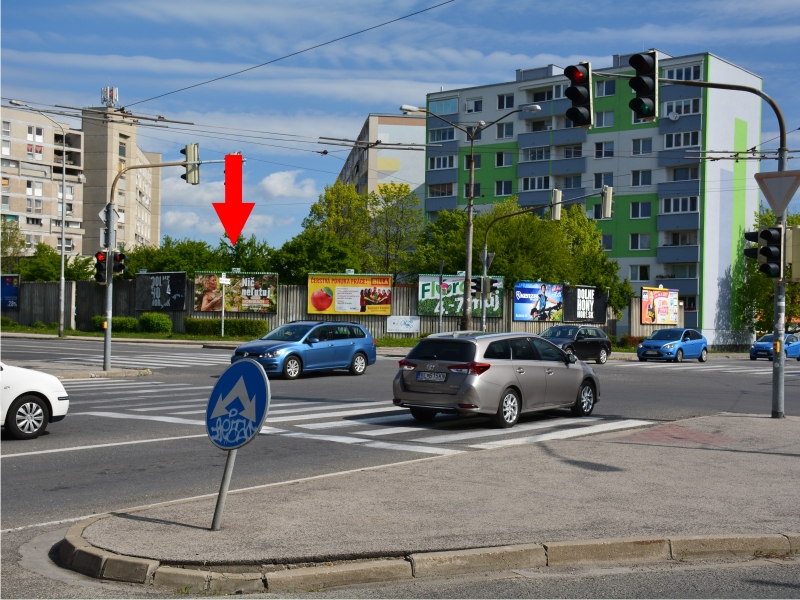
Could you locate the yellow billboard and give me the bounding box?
[641,287,679,325]
[307,274,392,315]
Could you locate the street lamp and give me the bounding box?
[401,102,541,330]
[11,100,68,337]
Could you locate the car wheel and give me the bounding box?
[596,348,608,365]
[7,395,49,440]
[282,355,302,380]
[349,352,367,376]
[410,407,437,422]
[750,356,757,361]
[571,382,595,417]
[492,388,520,428]
[639,357,647,362]
[698,348,708,363]
[674,349,684,363]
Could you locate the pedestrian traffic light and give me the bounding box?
[94,251,107,284]
[628,51,659,121]
[180,143,200,185]
[551,188,562,221]
[564,62,593,128]
[601,185,614,219]
[112,251,127,276]
[470,277,481,296]
[759,226,783,279]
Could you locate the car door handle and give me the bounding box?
[328,343,334,347]
[545,369,553,375]
[516,368,525,374]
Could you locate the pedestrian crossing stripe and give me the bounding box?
[54,353,232,369]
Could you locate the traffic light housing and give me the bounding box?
[759,226,783,279]
[112,251,128,276]
[788,225,800,282]
[601,185,614,219]
[628,51,659,121]
[743,230,762,262]
[180,143,200,185]
[94,251,107,285]
[564,62,593,128]
[489,278,503,293]
[551,188,562,221]
[470,277,481,297]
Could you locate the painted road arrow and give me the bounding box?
[213,153,253,245]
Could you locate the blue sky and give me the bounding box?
[3,0,799,247]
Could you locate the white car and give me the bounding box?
[1,362,69,439]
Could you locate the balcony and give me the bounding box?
[426,168,458,185]
[659,114,702,135]
[426,196,458,212]
[518,131,551,148]
[427,140,459,157]
[654,277,698,295]
[658,147,701,168]
[551,127,587,145]
[517,190,551,207]
[657,245,699,263]
[658,180,700,198]
[517,160,550,178]
[517,98,571,119]
[427,113,459,127]
[657,212,700,231]
[660,84,702,103]
[562,188,587,201]
[551,156,586,175]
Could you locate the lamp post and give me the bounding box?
[401,103,541,330]
[11,100,67,337]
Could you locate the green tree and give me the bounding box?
[19,243,93,281]
[268,228,363,284]
[124,236,223,278]
[406,208,469,275]
[366,183,423,280]
[1,219,26,274]
[215,234,272,272]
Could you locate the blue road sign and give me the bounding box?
[206,359,270,450]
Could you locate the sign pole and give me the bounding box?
[438,260,444,334]
[221,283,226,338]
[772,148,789,419]
[211,449,237,531]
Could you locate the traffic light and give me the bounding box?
[489,278,503,293]
[601,185,614,219]
[94,251,107,285]
[743,230,762,263]
[759,226,783,279]
[551,188,562,221]
[564,62,593,128]
[470,277,481,296]
[788,226,800,282]
[180,143,200,185]
[112,251,128,276]
[628,51,659,121]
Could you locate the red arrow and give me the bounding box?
[213,154,254,246]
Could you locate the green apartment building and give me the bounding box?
[423,50,761,346]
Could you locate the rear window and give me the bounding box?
[349,326,367,338]
[408,340,476,362]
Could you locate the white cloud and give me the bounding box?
[259,170,317,199]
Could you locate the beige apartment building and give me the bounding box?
[1,106,86,255]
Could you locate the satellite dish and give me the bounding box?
[668,111,679,122]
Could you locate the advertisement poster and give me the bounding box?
[562,286,608,323]
[513,281,563,322]
[307,274,392,315]
[194,272,278,313]
[641,287,679,325]
[387,316,421,333]
[1,274,20,310]
[135,272,187,311]
[417,275,504,318]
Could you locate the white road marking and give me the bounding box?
[170,400,383,416]
[71,411,205,425]
[298,414,414,430]
[364,440,462,455]
[469,419,653,449]
[412,417,602,444]
[273,431,462,455]
[0,434,208,459]
[132,402,209,412]
[355,426,424,436]
[266,405,402,423]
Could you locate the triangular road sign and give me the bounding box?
[755,170,800,215]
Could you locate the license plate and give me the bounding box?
[757,351,768,355]
[645,351,658,355]
[416,371,446,382]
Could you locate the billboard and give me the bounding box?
[194,272,278,313]
[1,275,20,310]
[513,281,563,322]
[307,274,392,315]
[135,272,187,311]
[641,287,679,325]
[417,275,504,318]
[562,286,608,323]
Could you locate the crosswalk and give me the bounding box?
[63,378,651,456]
[53,351,233,370]
[608,360,800,376]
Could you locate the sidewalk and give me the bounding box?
[80,413,799,568]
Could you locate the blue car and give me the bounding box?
[750,333,800,361]
[637,328,708,363]
[231,321,377,379]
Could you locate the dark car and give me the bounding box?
[539,326,612,364]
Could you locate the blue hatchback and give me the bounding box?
[750,333,800,361]
[231,321,377,379]
[637,328,708,363]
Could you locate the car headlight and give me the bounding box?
[750,344,755,349]
[637,343,643,348]
[265,349,286,358]
[663,343,675,349]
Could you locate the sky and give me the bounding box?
[3,0,800,248]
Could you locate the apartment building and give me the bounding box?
[423,51,761,345]
[82,105,161,254]
[338,113,425,198]
[1,107,85,256]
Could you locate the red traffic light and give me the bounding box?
[113,252,127,262]
[94,251,106,262]
[564,64,589,84]
[629,53,655,72]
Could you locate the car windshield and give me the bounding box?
[648,329,683,341]
[407,340,476,362]
[261,324,313,342]
[757,334,774,343]
[541,326,578,338]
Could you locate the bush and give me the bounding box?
[49,322,58,329]
[33,321,46,329]
[607,334,617,346]
[1,316,13,327]
[183,317,269,338]
[139,312,173,333]
[91,315,139,332]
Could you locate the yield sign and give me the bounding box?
[755,170,800,215]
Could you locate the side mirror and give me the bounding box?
[567,353,577,364]
[307,337,320,344]
[575,334,585,341]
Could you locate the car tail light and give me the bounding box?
[448,361,491,375]
[393,399,402,405]
[373,338,377,346]
[458,403,478,409]
[398,359,417,370]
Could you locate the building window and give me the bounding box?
[563,175,582,189]
[57,202,74,217]
[26,198,32,212]
[553,83,568,99]
[631,201,652,219]
[2,159,19,168]
[594,172,613,189]
[522,146,550,162]
[495,180,513,196]
[633,139,652,156]
[631,265,650,281]
[632,170,652,187]
[563,117,577,129]
[530,89,553,102]
[665,131,700,148]
[3,214,19,223]
[521,176,549,191]
[595,110,614,128]
[27,144,34,159]
[526,119,550,133]
[589,202,603,219]
[1,195,9,210]
[673,166,699,181]
[601,234,612,250]
[596,79,616,97]
[428,155,455,170]
[2,121,9,136]
[27,126,34,141]
[34,181,43,197]
[630,233,651,250]
[564,145,582,159]
[465,126,482,141]
[34,145,43,161]
[464,183,481,197]
[34,198,42,213]
[429,128,455,143]
[58,184,74,199]
[496,152,513,167]
[26,180,33,195]
[119,141,127,157]
[662,196,698,213]
[496,123,513,139]
[57,238,74,252]
[1,177,9,192]
[665,65,702,81]
[595,141,614,158]
[683,296,697,310]
[668,231,698,246]
[35,127,43,142]
[465,154,481,170]
[671,264,698,279]
[428,183,454,198]
[466,98,483,113]
[497,94,514,109]
[26,217,42,226]
[1,140,9,156]
[632,113,649,124]
[665,98,701,116]
[429,98,458,115]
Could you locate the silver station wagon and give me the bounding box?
[392,332,601,428]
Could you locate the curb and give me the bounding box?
[55,368,153,380]
[60,516,800,593]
